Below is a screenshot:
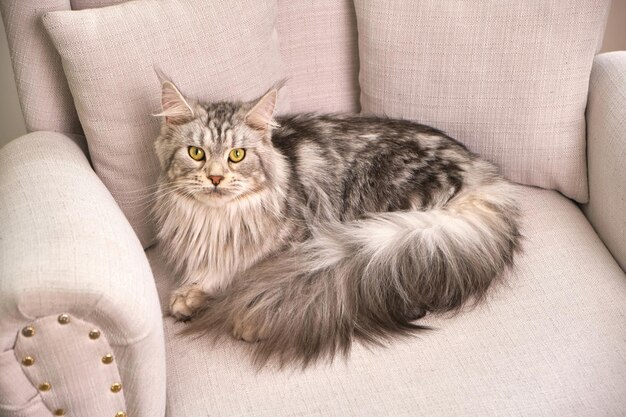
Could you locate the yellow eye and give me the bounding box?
[188,146,205,161]
[228,148,246,163]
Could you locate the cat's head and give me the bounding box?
[154,81,284,207]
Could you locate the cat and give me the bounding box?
[152,81,521,367]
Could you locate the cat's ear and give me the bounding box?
[156,81,194,125]
[245,88,279,132]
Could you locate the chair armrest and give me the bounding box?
[0,132,165,417]
[583,52,626,272]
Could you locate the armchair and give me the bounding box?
[0,132,165,417]
[1,1,624,416]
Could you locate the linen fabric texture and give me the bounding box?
[42,0,285,247]
[583,52,626,271]
[355,0,611,202]
[0,0,82,135]
[150,185,626,416]
[1,2,625,416]
[11,315,126,417]
[276,0,360,113]
[0,132,166,417]
[68,0,362,113]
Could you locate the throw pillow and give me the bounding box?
[355,0,610,202]
[43,0,285,247]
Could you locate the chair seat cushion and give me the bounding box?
[147,186,626,417]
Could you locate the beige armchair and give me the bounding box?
[1,1,624,416]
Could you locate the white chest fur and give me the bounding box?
[156,191,286,292]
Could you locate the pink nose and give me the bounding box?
[209,175,224,186]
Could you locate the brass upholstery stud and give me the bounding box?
[110,382,122,393]
[21,356,35,366]
[54,409,66,416]
[58,313,70,325]
[102,353,114,364]
[38,382,51,391]
[115,412,126,417]
[22,326,35,337]
[89,329,101,340]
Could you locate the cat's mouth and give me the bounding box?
[192,186,236,205]
[200,186,228,196]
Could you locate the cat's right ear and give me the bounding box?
[155,81,194,125]
[245,88,280,132]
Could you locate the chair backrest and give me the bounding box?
[0,0,360,136]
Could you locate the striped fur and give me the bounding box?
[153,86,522,367]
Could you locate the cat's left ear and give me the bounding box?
[245,88,280,132]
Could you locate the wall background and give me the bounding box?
[1,2,625,148]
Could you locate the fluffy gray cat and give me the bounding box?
[153,81,521,367]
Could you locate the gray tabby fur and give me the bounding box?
[152,83,522,367]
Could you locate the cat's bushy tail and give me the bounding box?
[185,179,521,367]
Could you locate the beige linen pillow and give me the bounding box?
[43,0,284,247]
[70,0,362,113]
[355,0,610,202]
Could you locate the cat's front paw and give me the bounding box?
[232,312,268,343]
[169,285,207,321]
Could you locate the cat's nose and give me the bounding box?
[208,175,224,186]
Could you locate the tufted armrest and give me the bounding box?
[583,52,626,272]
[0,132,165,417]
